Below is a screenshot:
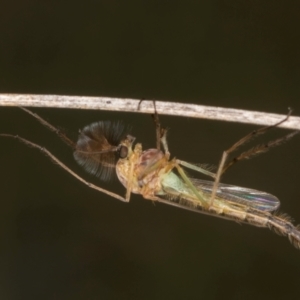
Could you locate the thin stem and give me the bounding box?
[0,93,299,130]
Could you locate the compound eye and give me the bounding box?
[118,145,128,159]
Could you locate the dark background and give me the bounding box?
[0,1,300,299]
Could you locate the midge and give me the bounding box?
[1,107,300,249]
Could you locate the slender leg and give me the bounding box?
[222,130,299,174]
[174,162,209,208]
[176,160,216,178]
[159,123,215,179]
[19,107,75,148]
[0,134,129,202]
[221,108,295,173]
[160,127,216,179]
[210,109,297,205]
[223,108,293,156]
[151,101,162,151]
[125,159,134,202]
[18,106,158,203]
[137,99,162,151]
[137,100,171,155]
[159,127,170,158]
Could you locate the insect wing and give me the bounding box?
[191,179,280,212]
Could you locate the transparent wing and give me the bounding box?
[190,178,280,212]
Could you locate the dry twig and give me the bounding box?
[0,93,299,130]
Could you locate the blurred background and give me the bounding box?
[0,1,299,299]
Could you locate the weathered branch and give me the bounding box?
[0,93,299,130]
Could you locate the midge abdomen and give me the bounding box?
[163,191,300,249]
[221,207,300,249]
